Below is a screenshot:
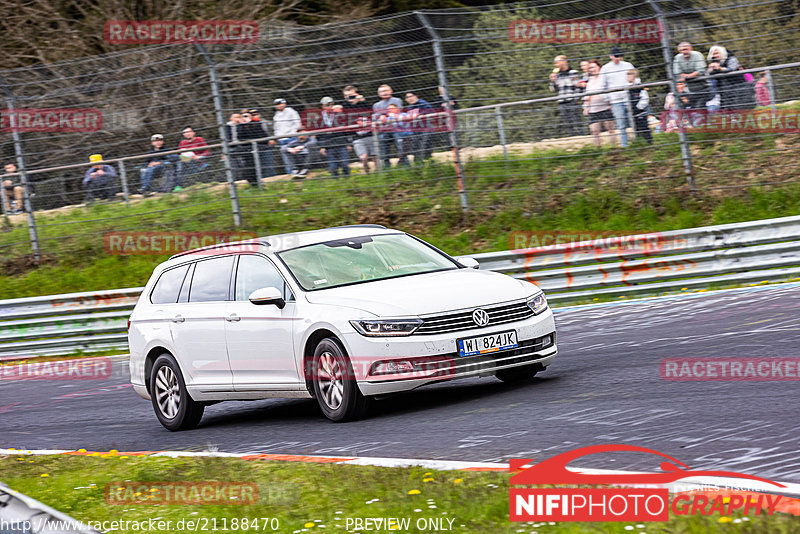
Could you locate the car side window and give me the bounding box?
[150,265,190,304]
[235,255,291,301]
[189,256,235,302]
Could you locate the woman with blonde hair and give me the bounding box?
[707,45,755,109]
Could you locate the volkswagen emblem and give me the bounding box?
[472,308,490,326]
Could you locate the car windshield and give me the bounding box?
[278,233,457,290]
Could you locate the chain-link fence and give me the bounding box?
[2,0,799,261]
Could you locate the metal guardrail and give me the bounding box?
[2,215,800,359]
[0,480,100,533]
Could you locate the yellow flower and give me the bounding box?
[40,474,49,478]
[120,456,129,459]
[718,516,732,523]
[454,479,463,484]
[78,449,87,453]
[304,522,315,528]
[108,449,118,456]
[423,472,432,476]
[408,489,421,495]
[423,477,434,482]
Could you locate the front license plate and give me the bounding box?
[457,330,518,357]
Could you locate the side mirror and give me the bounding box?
[457,256,480,269]
[248,287,286,309]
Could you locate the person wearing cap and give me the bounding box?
[549,55,583,137]
[273,98,302,175]
[317,96,351,178]
[139,134,174,194]
[599,47,635,147]
[237,108,276,185]
[82,154,117,202]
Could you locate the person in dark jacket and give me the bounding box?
[139,134,175,194]
[318,97,351,177]
[237,109,274,186]
[83,154,117,201]
[626,69,652,144]
[224,112,246,182]
[403,92,433,163]
[707,46,756,110]
[549,55,583,136]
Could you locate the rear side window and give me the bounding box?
[150,265,190,304]
[189,256,235,302]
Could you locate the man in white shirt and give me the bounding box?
[600,47,635,147]
[273,98,302,174]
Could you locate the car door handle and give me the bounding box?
[171,315,185,323]
[225,314,241,322]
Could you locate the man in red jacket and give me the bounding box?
[174,126,210,191]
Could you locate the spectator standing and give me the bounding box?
[404,91,433,163]
[707,46,756,110]
[139,134,174,194]
[83,154,117,202]
[549,55,582,137]
[273,98,302,174]
[599,47,635,147]
[342,85,367,114]
[225,112,247,182]
[2,163,24,214]
[175,126,210,191]
[281,130,318,179]
[237,110,266,186]
[755,73,772,107]
[249,109,276,179]
[627,69,652,144]
[372,84,406,167]
[577,60,590,91]
[318,97,351,177]
[350,116,377,174]
[673,42,709,109]
[583,60,617,147]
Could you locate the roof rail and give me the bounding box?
[168,238,267,260]
[330,224,387,229]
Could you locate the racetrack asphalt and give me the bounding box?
[2,283,799,482]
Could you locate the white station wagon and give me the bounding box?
[128,225,557,430]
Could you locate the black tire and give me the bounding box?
[495,364,539,384]
[150,354,204,431]
[311,338,370,422]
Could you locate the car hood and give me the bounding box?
[303,268,533,316]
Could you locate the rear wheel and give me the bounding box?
[495,364,539,383]
[311,338,370,422]
[150,354,204,431]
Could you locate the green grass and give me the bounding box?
[1,455,798,533]
[2,131,800,298]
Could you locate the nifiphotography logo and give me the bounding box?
[509,444,786,522]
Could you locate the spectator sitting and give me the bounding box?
[83,154,117,202]
[139,134,174,195]
[707,46,756,110]
[403,91,433,162]
[174,126,210,191]
[372,84,408,167]
[549,55,582,137]
[2,162,25,214]
[755,72,772,107]
[273,98,302,175]
[599,47,635,147]
[627,69,652,144]
[281,130,318,179]
[673,42,709,109]
[583,59,617,147]
[663,82,693,132]
[318,97,351,178]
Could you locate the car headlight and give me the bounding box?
[350,318,423,337]
[526,292,548,315]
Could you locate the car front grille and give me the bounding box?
[414,299,535,335]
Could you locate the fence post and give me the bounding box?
[0,74,41,261]
[117,161,130,206]
[765,68,777,110]
[648,0,696,191]
[195,43,242,227]
[372,120,383,172]
[495,106,508,159]
[416,11,469,212]
[251,141,264,188]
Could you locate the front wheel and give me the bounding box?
[495,364,539,383]
[150,354,204,431]
[311,338,370,422]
